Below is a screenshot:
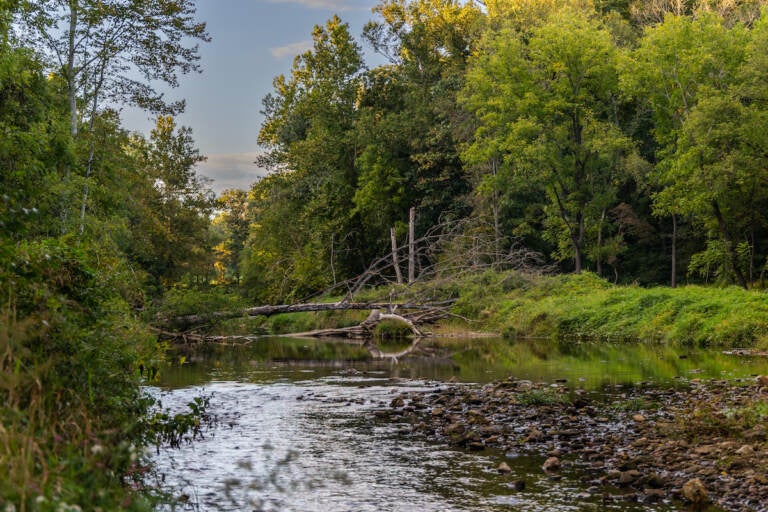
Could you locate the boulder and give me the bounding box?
[682,478,708,505]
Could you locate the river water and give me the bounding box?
[149,338,768,511]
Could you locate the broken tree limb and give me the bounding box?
[391,227,403,285]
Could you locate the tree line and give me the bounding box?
[238,0,768,303]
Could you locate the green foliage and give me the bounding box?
[462,8,636,273]
[479,272,768,347]
[156,286,249,318]
[516,388,572,406]
[0,238,166,510]
[374,318,415,339]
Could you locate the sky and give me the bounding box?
[121,0,383,194]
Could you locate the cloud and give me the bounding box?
[264,0,367,11]
[195,152,268,194]
[270,40,313,59]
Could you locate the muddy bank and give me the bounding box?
[383,377,768,512]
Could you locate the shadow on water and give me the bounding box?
[150,337,762,511]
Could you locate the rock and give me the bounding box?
[694,445,716,455]
[498,462,512,473]
[512,479,526,491]
[643,489,666,504]
[525,428,544,443]
[682,478,708,505]
[431,407,444,416]
[468,441,485,451]
[632,414,646,422]
[755,375,768,387]
[390,397,404,408]
[643,473,667,489]
[735,444,754,456]
[618,470,642,485]
[542,456,561,472]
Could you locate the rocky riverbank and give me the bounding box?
[382,376,768,511]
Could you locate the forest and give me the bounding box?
[3,0,768,510]
[241,0,768,303]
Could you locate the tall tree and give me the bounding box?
[248,16,365,301]
[463,9,634,273]
[16,0,209,234]
[125,116,213,287]
[625,11,761,287]
[359,0,481,239]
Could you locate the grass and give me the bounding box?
[448,271,768,349]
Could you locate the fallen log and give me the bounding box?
[165,300,454,329]
[155,308,432,361]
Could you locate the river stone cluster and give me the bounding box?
[380,377,768,512]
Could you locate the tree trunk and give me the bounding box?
[572,211,585,274]
[712,200,747,289]
[67,1,78,137]
[671,213,677,288]
[167,300,455,328]
[391,227,403,284]
[596,208,605,277]
[408,207,416,283]
[491,157,501,268]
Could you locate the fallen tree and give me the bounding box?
[155,308,440,360]
[163,300,455,330]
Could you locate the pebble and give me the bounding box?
[380,376,768,511]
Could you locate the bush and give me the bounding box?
[0,238,174,511]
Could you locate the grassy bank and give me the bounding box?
[449,271,768,348]
[157,271,768,349]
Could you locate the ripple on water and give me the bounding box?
[150,373,677,512]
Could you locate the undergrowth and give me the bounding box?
[0,239,207,511]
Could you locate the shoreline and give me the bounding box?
[382,376,768,512]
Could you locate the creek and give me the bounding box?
[149,337,768,511]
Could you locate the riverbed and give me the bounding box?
[149,338,768,511]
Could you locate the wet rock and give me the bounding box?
[632,414,645,422]
[468,441,485,451]
[512,479,526,491]
[525,428,544,443]
[498,462,512,473]
[735,444,754,456]
[542,457,561,472]
[618,470,642,486]
[682,478,708,505]
[390,397,404,408]
[643,473,667,489]
[431,407,444,416]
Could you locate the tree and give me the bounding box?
[15,0,209,235]
[625,11,761,287]
[248,16,365,301]
[0,29,73,239]
[212,188,249,285]
[17,0,209,134]
[359,0,481,247]
[125,115,213,287]
[462,9,634,273]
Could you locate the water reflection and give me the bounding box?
[159,337,768,389]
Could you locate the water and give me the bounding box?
[149,338,768,511]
